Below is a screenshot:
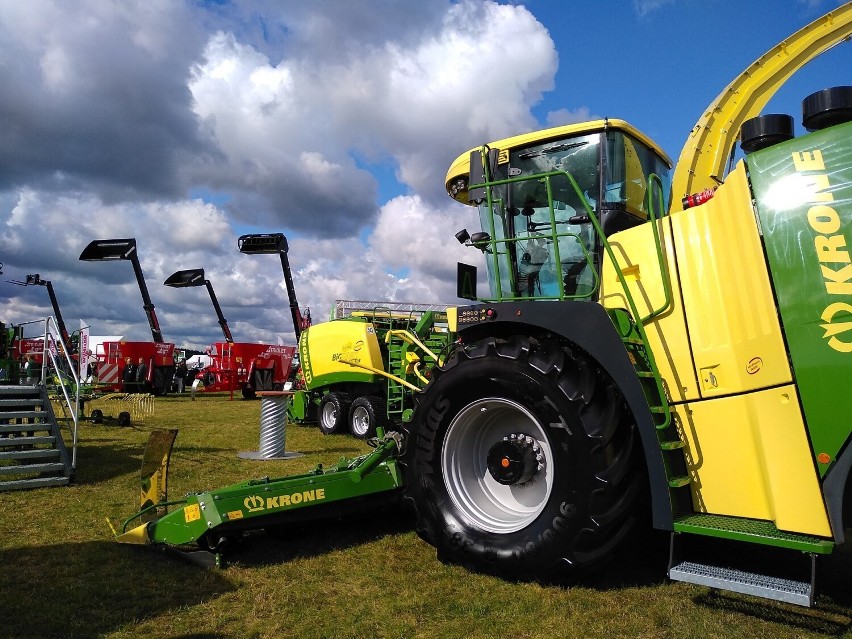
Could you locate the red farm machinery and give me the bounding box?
[163,267,297,399]
[79,239,175,396]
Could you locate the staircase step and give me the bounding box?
[0,410,47,420]
[0,475,70,491]
[673,513,834,553]
[0,435,55,447]
[0,399,40,407]
[0,462,66,475]
[668,559,813,607]
[0,448,60,460]
[0,423,51,434]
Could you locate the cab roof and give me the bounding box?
[445,118,671,205]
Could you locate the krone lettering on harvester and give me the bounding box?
[794,149,852,352]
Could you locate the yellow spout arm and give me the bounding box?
[671,3,852,204]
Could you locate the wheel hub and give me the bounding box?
[486,433,543,486]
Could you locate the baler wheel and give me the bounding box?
[318,392,350,435]
[348,396,390,439]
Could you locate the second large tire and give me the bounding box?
[348,395,391,439]
[403,334,641,583]
[318,392,351,435]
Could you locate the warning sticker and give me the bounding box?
[184,503,201,523]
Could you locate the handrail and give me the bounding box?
[40,317,80,470]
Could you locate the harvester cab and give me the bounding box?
[451,122,671,303]
[79,238,176,395]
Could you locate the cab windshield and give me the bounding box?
[474,129,670,302]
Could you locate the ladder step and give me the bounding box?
[0,411,47,421]
[0,435,55,447]
[0,448,60,460]
[673,513,834,552]
[0,475,70,491]
[660,440,686,450]
[636,371,656,378]
[668,476,691,488]
[0,423,51,434]
[0,462,66,475]
[668,559,813,607]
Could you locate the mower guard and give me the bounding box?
[115,428,405,552]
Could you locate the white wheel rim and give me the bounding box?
[321,402,337,430]
[351,405,370,436]
[441,397,554,534]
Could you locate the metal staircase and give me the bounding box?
[0,384,73,490]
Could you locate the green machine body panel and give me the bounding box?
[749,121,852,474]
[118,432,404,548]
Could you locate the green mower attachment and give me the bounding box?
[115,428,405,561]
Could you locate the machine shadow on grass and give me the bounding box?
[73,433,229,485]
[0,540,235,639]
[71,436,149,484]
[227,503,417,567]
[686,535,852,634]
[228,502,672,593]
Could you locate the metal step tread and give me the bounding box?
[669,559,813,607]
[0,435,56,447]
[0,399,41,407]
[0,461,66,475]
[0,386,40,396]
[0,411,48,420]
[674,513,834,553]
[0,448,60,460]
[0,475,70,491]
[0,423,51,434]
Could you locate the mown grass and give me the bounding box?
[2,393,852,639]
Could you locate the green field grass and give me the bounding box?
[2,394,851,639]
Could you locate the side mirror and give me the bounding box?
[457,263,478,301]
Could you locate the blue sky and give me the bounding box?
[0,0,849,349]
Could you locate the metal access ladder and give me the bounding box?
[0,384,73,490]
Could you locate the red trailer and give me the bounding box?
[163,268,299,399]
[193,341,295,399]
[93,340,175,395]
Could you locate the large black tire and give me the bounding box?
[348,396,391,439]
[318,392,350,435]
[403,335,640,583]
